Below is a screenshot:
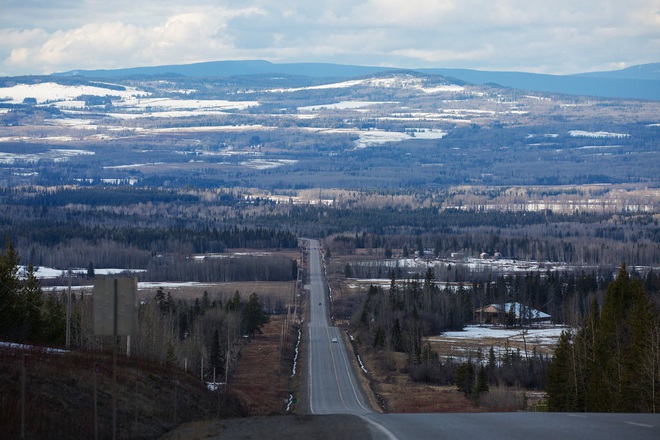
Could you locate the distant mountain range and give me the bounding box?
[56,60,660,101]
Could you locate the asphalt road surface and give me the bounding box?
[305,239,372,415]
[302,239,660,440]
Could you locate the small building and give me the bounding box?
[474,302,551,325]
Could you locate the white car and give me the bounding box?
[331,337,338,343]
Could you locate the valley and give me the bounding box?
[0,63,658,437]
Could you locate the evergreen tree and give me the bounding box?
[225,290,241,313]
[390,318,404,352]
[373,325,386,348]
[344,263,353,278]
[202,290,211,310]
[476,364,489,397]
[0,238,21,339]
[455,359,475,397]
[154,287,167,313]
[41,293,66,345]
[20,264,44,342]
[243,293,270,338]
[208,329,223,376]
[87,260,95,278]
[587,265,637,411]
[547,331,575,411]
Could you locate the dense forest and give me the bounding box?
[2,185,656,275]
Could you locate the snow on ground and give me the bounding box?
[568,130,629,138]
[267,75,464,94]
[103,162,165,170]
[404,128,448,139]
[368,255,573,275]
[526,133,559,139]
[51,118,100,129]
[42,281,218,293]
[0,341,68,353]
[0,82,145,104]
[355,130,412,148]
[19,266,145,279]
[419,84,465,93]
[428,324,570,361]
[298,101,393,111]
[0,149,94,164]
[299,127,445,148]
[440,325,567,344]
[442,108,496,115]
[240,159,298,170]
[143,124,270,133]
[102,109,234,119]
[114,97,258,111]
[577,145,623,150]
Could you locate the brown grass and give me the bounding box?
[229,315,299,416]
[0,347,240,440]
[356,350,481,414]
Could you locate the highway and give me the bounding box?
[305,239,372,415]
[302,239,660,439]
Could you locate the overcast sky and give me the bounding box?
[1,0,658,76]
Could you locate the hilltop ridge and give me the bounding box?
[52,60,660,101]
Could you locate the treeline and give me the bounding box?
[142,254,298,282]
[328,218,659,267]
[2,210,297,269]
[0,240,277,383]
[547,266,660,412]
[350,271,550,393]
[354,270,473,356]
[0,186,201,207]
[287,206,592,235]
[345,265,660,325]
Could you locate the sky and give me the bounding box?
[1,0,658,77]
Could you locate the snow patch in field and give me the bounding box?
[0,149,94,164]
[115,97,258,111]
[404,128,448,139]
[568,130,629,138]
[440,325,566,342]
[298,101,393,111]
[19,266,145,280]
[268,75,464,94]
[240,159,298,170]
[0,82,144,104]
[355,130,412,148]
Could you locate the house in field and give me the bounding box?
[473,302,551,326]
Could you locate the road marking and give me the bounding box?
[360,416,399,440]
[625,421,653,428]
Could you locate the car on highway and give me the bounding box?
[331,337,338,343]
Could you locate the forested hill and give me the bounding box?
[55,60,660,100]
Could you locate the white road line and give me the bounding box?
[360,416,399,440]
[625,421,654,428]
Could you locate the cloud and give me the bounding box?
[2,6,265,73]
[0,1,658,75]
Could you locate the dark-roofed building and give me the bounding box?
[474,302,551,325]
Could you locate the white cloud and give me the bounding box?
[0,0,658,75]
[2,6,265,73]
